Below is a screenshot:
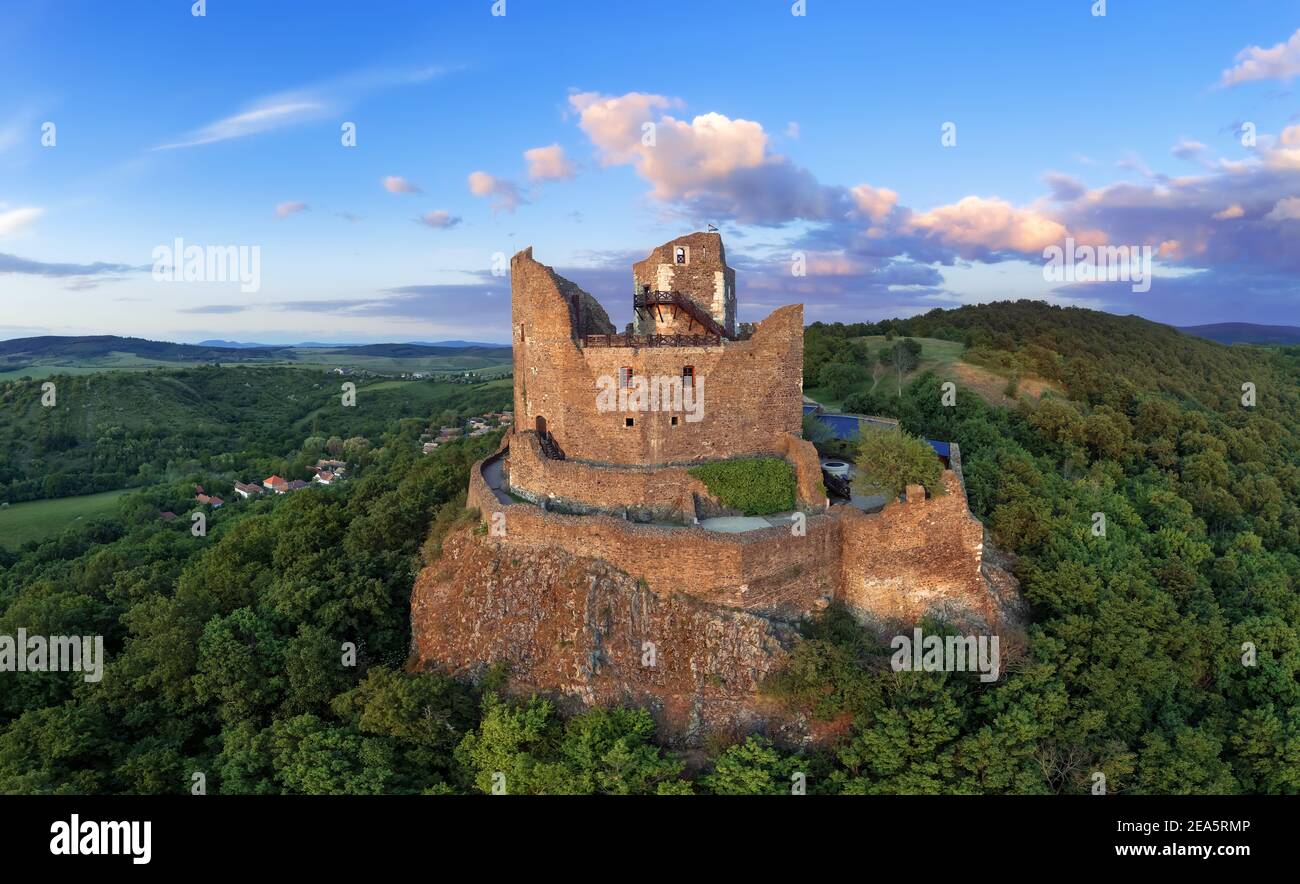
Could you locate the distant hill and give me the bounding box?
[812,300,1300,412]
[1177,322,1300,345]
[0,335,289,362]
[198,338,511,349]
[0,334,515,381]
[196,339,277,349]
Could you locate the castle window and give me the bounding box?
[675,246,687,264]
[625,417,634,427]
[671,416,679,426]
[619,366,634,389]
[682,365,695,388]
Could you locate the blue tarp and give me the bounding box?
[810,412,950,459]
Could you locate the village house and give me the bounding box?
[313,471,335,485]
[234,481,263,499]
[263,475,289,494]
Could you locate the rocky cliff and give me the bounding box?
[410,529,810,744]
[409,513,1024,745]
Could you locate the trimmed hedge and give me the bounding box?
[688,457,796,516]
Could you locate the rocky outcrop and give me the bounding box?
[410,529,807,744]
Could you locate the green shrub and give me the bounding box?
[688,457,796,515]
[852,428,943,499]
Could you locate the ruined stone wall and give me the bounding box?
[436,453,1017,743]
[772,433,830,511]
[470,454,997,629]
[507,430,827,521]
[506,430,714,522]
[512,246,803,467]
[470,454,838,620]
[838,470,995,631]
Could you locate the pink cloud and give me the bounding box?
[524,143,575,181]
[383,175,421,194]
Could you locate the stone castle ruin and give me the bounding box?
[410,232,1021,742]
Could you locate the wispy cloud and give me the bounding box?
[0,250,148,290]
[155,94,328,150]
[276,201,309,218]
[176,304,253,315]
[1221,28,1300,86]
[0,206,43,237]
[468,171,524,212]
[417,210,461,229]
[152,64,450,151]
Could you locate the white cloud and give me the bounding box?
[906,196,1069,255]
[417,210,461,229]
[568,91,840,224]
[1264,196,1300,220]
[467,171,523,212]
[155,95,327,150]
[0,206,43,237]
[1212,203,1244,220]
[276,201,308,218]
[1221,28,1300,86]
[152,64,449,151]
[383,175,421,194]
[524,143,575,181]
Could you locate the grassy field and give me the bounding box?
[806,335,1058,410]
[0,488,134,550]
[0,348,513,382]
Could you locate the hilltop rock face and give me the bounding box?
[409,530,808,744]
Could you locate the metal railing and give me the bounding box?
[632,289,731,339]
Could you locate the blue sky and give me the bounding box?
[2,0,1299,344]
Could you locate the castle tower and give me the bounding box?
[632,232,736,338]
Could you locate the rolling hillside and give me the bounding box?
[1178,322,1300,345]
[0,367,512,504]
[0,335,514,380]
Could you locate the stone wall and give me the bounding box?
[469,454,838,620]
[511,246,803,468]
[506,430,714,523]
[838,470,996,631]
[469,454,997,629]
[429,453,1019,744]
[507,430,828,521]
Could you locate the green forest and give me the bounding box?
[1,301,1298,794]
